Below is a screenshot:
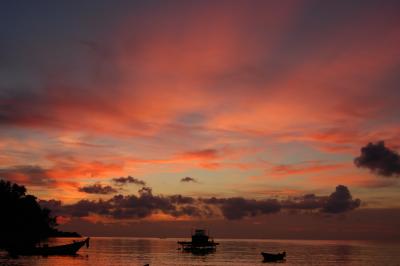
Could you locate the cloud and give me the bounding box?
[168,194,196,204]
[281,185,360,214]
[0,159,124,202]
[322,185,361,214]
[66,199,112,217]
[203,186,358,219]
[0,165,55,186]
[281,194,327,210]
[178,149,219,160]
[180,177,197,183]
[38,199,63,215]
[113,176,146,186]
[207,197,281,220]
[354,141,400,177]
[0,157,124,186]
[64,187,207,219]
[268,161,347,176]
[41,185,360,221]
[78,183,118,195]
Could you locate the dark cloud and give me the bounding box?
[354,141,400,177]
[78,183,118,195]
[203,185,360,219]
[212,197,281,220]
[180,177,197,183]
[39,198,111,218]
[66,199,112,217]
[42,185,360,221]
[60,187,206,219]
[0,165,54,186]
[113,176,146,186]
[322,185,361,214]
[169,194,195,204]
[281,186,361,214]
[138,186,152,195]
[281,194,327,210]
[38,199,63,215]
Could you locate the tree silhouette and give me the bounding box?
[0,179,57,248]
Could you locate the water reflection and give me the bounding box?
[0,238,399,266]
[332,245,353,263]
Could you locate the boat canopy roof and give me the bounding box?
[194,229,206,235]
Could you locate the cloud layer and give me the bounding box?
[40,185,360,221]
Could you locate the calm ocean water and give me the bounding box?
[1,237,399,266]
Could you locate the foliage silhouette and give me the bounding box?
[0,179,74,249]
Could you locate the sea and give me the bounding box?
[0,237,399,266]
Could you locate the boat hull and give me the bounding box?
[8,238,89,256]
[261,252,286,262]
[178,241,219,254]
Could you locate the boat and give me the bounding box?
[177,229,219,253]
[7,237,90,256]
[261,251,286,262]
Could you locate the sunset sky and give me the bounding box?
[1,0,400,239]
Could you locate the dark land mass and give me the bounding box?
[0,179,81,249]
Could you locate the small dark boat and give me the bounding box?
[177,229,219,253]
[8,237,90,256]
[261,251,286,262]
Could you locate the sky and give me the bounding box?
[1,0,400,239]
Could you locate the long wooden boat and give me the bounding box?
[8,237,90,256]
[261,251,286,262]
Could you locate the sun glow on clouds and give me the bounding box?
[1,1,400,221]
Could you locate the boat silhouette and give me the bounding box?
[7,237,90,256]
[261,251,286,262]
[177,229,219,253]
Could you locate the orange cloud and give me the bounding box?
[178,149,219,160]
[308,173,398,189]
[267,161,348,177]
